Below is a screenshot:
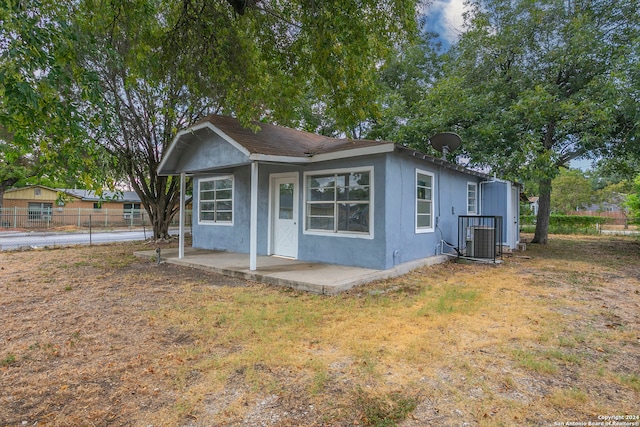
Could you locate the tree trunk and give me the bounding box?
[127,171,180,241]
[532,177,552,244]
[148,204,172,240]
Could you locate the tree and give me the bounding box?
[625,174,640,223]
[0,0,119,208]
[550,169,594,213]
[167,0,422,132]
[401,0,640,243]
[67,0,423,239]
[365,28,444,142]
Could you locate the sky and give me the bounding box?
[419,0,594,171]
[421,0,467,50]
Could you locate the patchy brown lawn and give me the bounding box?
[1,235,639,426]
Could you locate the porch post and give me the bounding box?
[250,161,259,270]
[178,172,186,259]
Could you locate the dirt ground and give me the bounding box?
[1,235,639,426]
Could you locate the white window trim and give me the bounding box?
[415,168,435,234]
[198,175,234,226]
[467,182,478,215]
[303,166,374,239]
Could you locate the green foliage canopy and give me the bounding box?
[0,0,117,196]
[396,0,640,243]
[165,0,422,132]
[626,175,640,222]
[550,169,594,214]
[66,0,423,237]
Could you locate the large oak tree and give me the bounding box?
[4,0,423,238]
[0,0,115,207]
[79,0,423,239]
[400,0,639,243]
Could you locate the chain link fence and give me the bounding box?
[0,207,192,251]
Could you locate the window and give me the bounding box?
[305,168,371,236]
[416,170,434,232]
[28,202,52,220]
[467,183,478,214]
[34,188,41,196]
[123,203,141,219]
[93,202,102,210]
[199,176,233,224]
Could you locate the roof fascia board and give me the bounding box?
[247,143,395,164]
[310,143,395,162]
[248,154,310,163]
[395,144,491,179]
[203,122,252,156]
[159,161,252,176]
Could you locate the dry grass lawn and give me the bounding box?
[1,235,639,426]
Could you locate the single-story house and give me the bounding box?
[158,115,521,271]
[2,185,142,214]
[1,185,143,227]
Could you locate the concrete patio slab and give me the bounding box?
[134,247,450,294]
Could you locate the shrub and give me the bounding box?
[520,215,611,235]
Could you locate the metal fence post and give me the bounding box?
[13,206,17,228]
[89,214,92,245]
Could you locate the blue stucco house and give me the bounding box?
[158,115,520,271]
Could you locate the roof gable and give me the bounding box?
[4,185,73,201]
[158,115,394,175]
[158,115,495,182]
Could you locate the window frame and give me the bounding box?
[123,202,142,219]
[28,202,52,220]
[303,166,374,239]
[198,175,234,226]
[467,182,478,215]
[415,169,435,234]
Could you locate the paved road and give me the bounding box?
[0,229,177,251]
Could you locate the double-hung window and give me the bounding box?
[467,183,478,214]
[199,176,233,224]
[305,168,371,236]
[416,169,434,232]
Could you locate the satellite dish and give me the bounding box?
[430,132,461,159]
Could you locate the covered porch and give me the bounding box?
[134,247,449,294]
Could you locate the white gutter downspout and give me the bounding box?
[178,172,186,259]
[249,161,259,271]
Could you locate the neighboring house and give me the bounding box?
[158,115,521,271]
[2,185,142,219]
[582,193,627,213]
[574,195,629,226]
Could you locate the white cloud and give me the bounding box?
[423,0,468,46]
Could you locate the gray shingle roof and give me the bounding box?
[195,115,389,157]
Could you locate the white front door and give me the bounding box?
[271,175,298,258]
